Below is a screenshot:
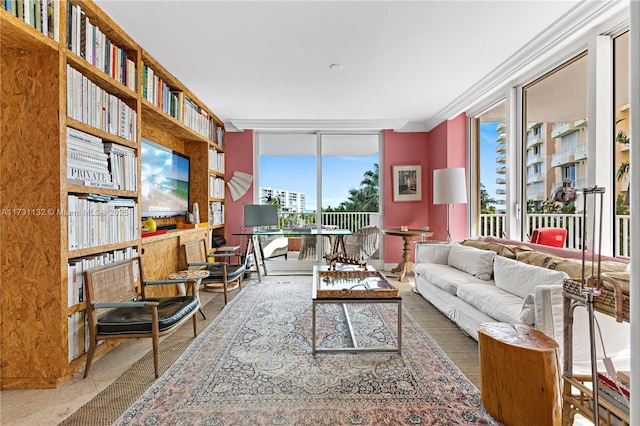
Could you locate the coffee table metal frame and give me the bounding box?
[311,266,402,355]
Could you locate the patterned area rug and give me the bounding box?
[115,281,496,425]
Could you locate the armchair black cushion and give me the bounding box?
[202,264,246,282]
[97,296,199,335]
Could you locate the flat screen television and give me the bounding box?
[141,138,190,218]
[244,204,279,228]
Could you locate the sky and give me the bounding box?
[259,154,379,210]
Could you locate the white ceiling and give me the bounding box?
[94,0,613,132]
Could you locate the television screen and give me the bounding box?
[244,204,279,227]
[141,138,190,218]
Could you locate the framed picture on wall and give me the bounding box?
[393,165,422,202]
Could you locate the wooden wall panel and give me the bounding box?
[141,229,207,297]
[1,47,65,386]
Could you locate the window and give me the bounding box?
[257,132,381,268]
[523,54,587,240]
[472,100,506,237]
[613,31,630,256]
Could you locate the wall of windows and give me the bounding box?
[470,25,631,257]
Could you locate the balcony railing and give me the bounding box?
[278,211,380,233]
[478,213,631,258]
[278,211,631,259]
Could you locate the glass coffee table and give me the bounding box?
[311,265,402,355]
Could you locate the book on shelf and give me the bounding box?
[67,311,87,362]
[67,247,138,305]
[67,194,138,249]
[67,179,119,190]
[67,166,112,183]
[66,65,138,142]
[65,2,136,90]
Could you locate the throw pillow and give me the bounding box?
[447,243,496,281]
[461,239,517,259]
[494,255,567,299]
[515,250,628,279]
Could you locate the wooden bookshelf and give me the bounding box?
[0,1,227,389]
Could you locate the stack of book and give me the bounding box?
[141,64,183,120]
[66,1,136,90]
[597,371,630,415]
[209,201,224,226]
[104,142,137,191]
[67,65,137,141]
[209,147,224,173]
[67,194,138,250]
[67,127,115,189]
[184,96,210,139]
[209,175,225,199]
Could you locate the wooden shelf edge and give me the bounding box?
[66,52,138,101]
[0,9,60,51]
[140,227,207,244]
[68,241,140,258]
[66,118,138,149]
[141,100,211,144]
[67,184,138,198]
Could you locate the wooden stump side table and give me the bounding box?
[382,228,433,282]
[478,322,562,426]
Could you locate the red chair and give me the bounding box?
[531,228,567,248]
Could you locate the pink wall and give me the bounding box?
[427,113,468,241]
[224,130,254,247]
[223,117,467,264]
[382,130,429,263]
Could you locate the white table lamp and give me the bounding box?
[433,168,467,241]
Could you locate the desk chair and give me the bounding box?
[183,239,246,305]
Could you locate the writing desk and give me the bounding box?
[232,228,353,280]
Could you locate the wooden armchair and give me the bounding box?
[183,239,246,305]
[83,257,201,378]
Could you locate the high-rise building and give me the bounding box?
[260,187,306,212]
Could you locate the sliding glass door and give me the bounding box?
[257,132,381,270]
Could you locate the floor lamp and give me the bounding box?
[433,168,467,241]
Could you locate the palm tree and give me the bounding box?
[338,164,379,212]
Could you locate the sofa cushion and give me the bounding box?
[461,239,517,259]
[414,263,494,295]
[456,284,523,325]
[415,242,451,264]
[494,255,567,299]
[447,243,496,281]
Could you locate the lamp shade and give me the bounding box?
[433,168,467,205]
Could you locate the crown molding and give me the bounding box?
[423,0,629,131]
[228,119,409,132]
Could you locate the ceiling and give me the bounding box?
[94,1,606,132]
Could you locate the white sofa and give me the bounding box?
[413,240,630,374]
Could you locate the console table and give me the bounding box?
[382,228,434,282]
